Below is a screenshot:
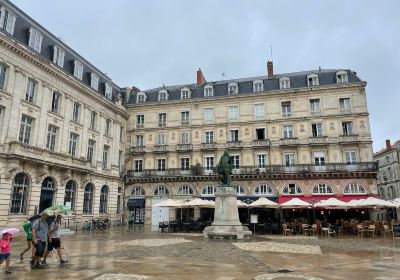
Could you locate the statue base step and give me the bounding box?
[203,225,252,240]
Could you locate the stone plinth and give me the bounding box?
[203,186,251,239]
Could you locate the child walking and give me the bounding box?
[0,232,13,274]
[20,219,34,261]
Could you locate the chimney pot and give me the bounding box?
[267,61,273,78]
[386,139,391,149]
[197,68,206,86]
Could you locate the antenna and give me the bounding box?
[270,45,273,62]
[221,73,226,80]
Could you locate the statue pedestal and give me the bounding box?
[203,186,251,239]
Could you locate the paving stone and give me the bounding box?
[94,273,150,280]
[233,241,322,255]
[119,238,191,247]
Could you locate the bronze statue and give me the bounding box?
[214,150,234,186]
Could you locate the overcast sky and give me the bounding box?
[11,0,400,152]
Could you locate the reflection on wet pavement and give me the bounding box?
[5,226,400,280]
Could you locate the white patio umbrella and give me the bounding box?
[355,197,395,208]
[153,199,183,208]
[248,197,279,208]
[181,198,215,208]
[314,198,348,209]
[280,198,313,209]
[237,200,249,208]
[346,199,361,208]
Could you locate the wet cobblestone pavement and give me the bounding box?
[3,226,400,280]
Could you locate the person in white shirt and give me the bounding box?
[42,215,68,265]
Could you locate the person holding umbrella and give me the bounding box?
[31,212,49,269]
[42,215,68,265]
[0,232,13,274]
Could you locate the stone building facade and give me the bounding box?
[124,65,377,227]
[0,0,127,227]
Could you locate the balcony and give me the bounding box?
[176,144,193,152]
[339,134,359,143]
[226,141,242,149]
[136,123,144,129]
[279,138,298,146]
[130,146,146,154]
[309,136,327,145]
[201,142,217,151]
[153,145,168,153]
[158,122,166,128]
[253,139,271,148]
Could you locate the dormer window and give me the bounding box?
[73,60,83,80]
[253,80,263,92]
[137,92,146,103]
[228,82,238,94]
[0,7,16,35]
[336,70,348,84]
[90,72,99,91]
[181,87,191,99]
[52,46,65,68]
[307,73,319,87]
[28,27,43,52]
[105,82,112,100]
[158,90,168,101]
[204,85,214,97]
[279,77,290,89]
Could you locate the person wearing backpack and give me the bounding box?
[31,212,49,269]
[41,215,68,265]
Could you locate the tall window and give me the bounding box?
[204,108,214,123]
[181,88,190,99]
[181,111,189,125]
[0,63,6,90]
[46,125,57,152]
[157,133,166,145]
[255,103,265,119]
[64,181,76,211]
[253,80,263,92]
[283,125,293,139]
[157,159,166,172]
[0,7,16,35]
[205,131,214,143]
[310,99,320,116]
[314,152,325,166]
[284,153,295,166]
[136,114,144,128]
[136,135,144,147]
[279,77,290,89]
[87,139,95,163]
[339,98,351,113]
[105,82,112,100]
[69,133,79,157]
[25,78,36,103]
[105,119,111,136]
[118,150,123,170]
[83,184,94,214]
[102,145,110,169]
[73,60,84,80]
[99,186,108,214]
[180,131,189,144]
[90,111,97,130]
[158,113,166,127]
[336,71,348,84]
[342,121,353,135]
[345,151,357,165]
[51,92,61,113]
[134,160,143,172]
[204,86,213,97]
[257,154,266,168]
[10,173,29,214]
[256,128,265,140]
[158,90,168,101]
[137,92,146,103]
[28,28,43,52]
[311,123,323,137]
[117,187,122,214]
[228,106,239,121]
[90,72,99,90]
[281,102,292,117]
[120,126,124,143]
[205,156,214,172]
[72,102,80,123]
[19,115,33,144]
[230,129,239,142]
[180,158,190,171]
[307,74,319,86]
[52,46,65,67]
[230,155,240,169]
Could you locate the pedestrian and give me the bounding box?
[42,215,68,265]
[0,232,13,274]
[20,218,34,261]
[31,212,49,269]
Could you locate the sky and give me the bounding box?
[11,0,400,152]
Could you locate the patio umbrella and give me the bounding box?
[237,200,249,208]
[354,197,394,208]
[153,199,183,208]
[44,205,72,216]
[28,214,41,222]
[314,198,348,209]
[280,198,313,209]
[181,198,215,208]
[1,228,19,235]
[248,197,279,208]
[346,199,360,208]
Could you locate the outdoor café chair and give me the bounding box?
[302,224,311,236]
[310,224,318,236]
[366,225,376,238]
[356,224,366,238]
[383,225,393,238]
[282,224,291,236]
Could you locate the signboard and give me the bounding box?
[393,223,400,239]
[250,214,258,224]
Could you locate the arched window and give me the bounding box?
[131,186,145,197]
[201,185,215,196]
[233,184,245,196]
[344,183,367,195]
[279,77,290,89]
[336,70,348,84]
[99,185,108,214]
[154,185,169,196]
[177,185,194,195]
[117,187,122,214]
[10,173,29,214]
[83,183,94,214]
[64,180,76,211]
[282,184,303,195]
[312,183,333,195]
[307,73,319,86]
[254,184,274,196]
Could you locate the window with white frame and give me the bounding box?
[157,159,166,172]
[154,185,169,196]
[68,133,79,157]
[339,98,351,113]
[205,131,214,143]
[205,156,214,171]
[181,88,191,99]
[28,28,43,52]
[180,157,190,171]
[254,184,274,195]
[228,82,238,94]
[342,121,353,135]
[283,125,293,139]
[25,78,36,103]
[279,77,290,89]
[254,103,265,119]
[180,131,189,144]
[230,129,239,142]
[87,139,95,163]
[234,185,245,195]
[83,184,94,214]
[204,108,214,123]
[344,183,366,194]
[310,99,321,116]
[158,90,168,101]
[51,91,61,113]
[307,73,319,86]
[230,155,240,170]
[136,114,144,128]
[0,62,6,90]
[314,151,325,166]
[204,85,213,97]
[105,119,111,136]
[136,135,144,147]
[46,125,57,152]
[284,153,295,166]
[312,183,333,194]
[105,82,112,100]
[90,111,97,130]
[19,115,33,144]
[345,151,357,165]
[10,173,29,214]
[181,111,189,125]
[281,101,292,117]
[177,185,194,195]
[52,46,65,67]
[257,154,266,168]
[157,133,166,145]
[336,70,348,84]
[253,80,263,92]
[73,60,83,80]
[134,160,143,172]
[137,92,146,103]
[201,185,215,196]
[90,72,99,91]
[158,113,166,127]
[102,145,109,169]
[131,186,145,197]
[0,7,16,35]
[228,106,239,121]
[311,123,323,137]
[283,184,303,195]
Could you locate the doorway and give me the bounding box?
[39,177,55,213]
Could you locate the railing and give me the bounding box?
[279,138,298,146]
[126,162,378,178]
[201,143,217,150]
[176,144,193,152]
[153,145,168,152]
[226,141,242,148]
[136,123,144,129]
[130,146,146,153]
[340,134,359,142]
[253,139,271,147]
[309,136,327,145]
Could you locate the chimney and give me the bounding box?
[267,61,273,78]
[197,68,206,86]
[386,139,391,150]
